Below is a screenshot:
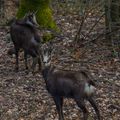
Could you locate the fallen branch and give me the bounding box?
[109,104,120,111]
[84,13,105,40]
[81,27,120,46]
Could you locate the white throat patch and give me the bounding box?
[44,55,49,63]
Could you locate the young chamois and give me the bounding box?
[41,46,101,120]
[10,12,42,72]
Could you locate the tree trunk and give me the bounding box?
[17,0,57,30]
[105,0,120,57]
[0,0,4,19]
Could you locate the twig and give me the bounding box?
[84,13,105,40]
[81,27,120,46]
[74,12,87,45]
[109,104,120,110]
[74,1,105,47]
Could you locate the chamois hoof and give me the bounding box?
[26,66,28,70]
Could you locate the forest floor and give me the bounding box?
[0,8,120,120]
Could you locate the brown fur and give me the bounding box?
[10,13,41,72]
[42,66,100,120]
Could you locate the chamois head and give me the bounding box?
[41,43,53,66]
[23,11,39,28]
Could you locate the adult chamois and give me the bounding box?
[41,45,101,120]
[10,12,42,72]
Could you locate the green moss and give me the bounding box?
[42,32,55,43]
[37,7,57,29]
[16,0,58,30]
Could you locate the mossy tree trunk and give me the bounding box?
[105,0,111,40]
[111,0,120,22]
[17,0,57,30]
[105,0,120,57]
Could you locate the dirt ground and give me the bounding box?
[0,4,120,120]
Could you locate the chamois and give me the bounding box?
[10,12,42,72]
[41,46,101,120]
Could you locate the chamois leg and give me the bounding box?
[15,48,19,72]
[75,99,88,120]
[87,97,101,120]
[53,96,64,120]
[24,51,28,70]
[38,56,41,71]
[31,57,37,73]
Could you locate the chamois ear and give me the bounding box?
[49,41,52,49]
[48,41,55,55]
[34,10,39,15]
[24,11,30,18]
[30,11,34,16]
[23,13,28,18]
[30,10,38,17]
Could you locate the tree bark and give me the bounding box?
[0,0,4,19]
